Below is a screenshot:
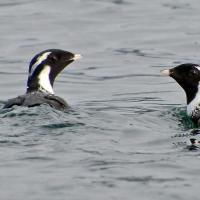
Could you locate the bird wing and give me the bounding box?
[3,95,25,108]
[44,95,68,111]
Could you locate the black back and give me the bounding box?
[4,91,68,111]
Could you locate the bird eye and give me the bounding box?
[50,55,58,63]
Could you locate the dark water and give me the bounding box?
[0,0,200,199]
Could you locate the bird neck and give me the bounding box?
[26,65,54,95]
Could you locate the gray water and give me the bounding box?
[0,0,200,199]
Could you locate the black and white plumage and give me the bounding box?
[3,49,81,111]
[161,63,200,126]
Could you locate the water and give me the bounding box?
[0,0,200,199]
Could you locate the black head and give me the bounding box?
[161,63,200,104]
[27,49,81,94]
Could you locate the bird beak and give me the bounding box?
[161,69,171,76]
[73,54,82,60]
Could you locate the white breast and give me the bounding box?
[38,65,54,94]
[187,88,200,116]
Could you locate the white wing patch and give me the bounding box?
[38,65,54,94]
[29,52,51,76]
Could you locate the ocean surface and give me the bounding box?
[0,0,200,199]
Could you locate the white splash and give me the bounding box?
[29,52,51,76]
[38,65,54,94]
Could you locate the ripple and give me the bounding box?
[162,3,191,10]
[112,0,130,5]
[161,107,196,130]
[0,140,20,145]
[19,156,55,161]
[1,111,38,118]
[41,122,85,129]
[0,2,26,7]
[94,0,130,5]
[117,176,184,183]
[115,48,174,59]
